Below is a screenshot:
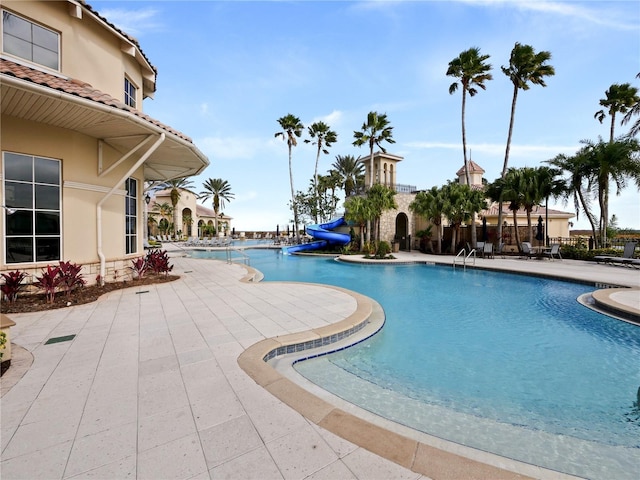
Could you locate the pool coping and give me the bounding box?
[237,280,582,480]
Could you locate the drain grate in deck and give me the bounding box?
[44,334,76,345]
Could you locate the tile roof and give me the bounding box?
[482,202,574,218]
[456,160,485,176]
[1,58,192,144]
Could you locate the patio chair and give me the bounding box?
[520,242,535,259]
[481,242,494,259]
[594,241,637,265]
[542,243,562,260]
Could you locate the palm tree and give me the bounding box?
[495,170,526,250]
[344,195,373,252]
[594,83,640,143]
[199,178,235,234]
[447,47,493,187]
[497,43,555,242]
[546,153,599,245]
[275,114,304,242]
[447,47,492,249]
[352,111,395,189]
[574,137,640,247]
[622,73,640,137]
[517,167,545,244]
[441,181,487,253]
[535,166,565,245]
[152,202,173,235]
[409,186,446,253]
[159,177,195,236]
[304,122,338,223]
[366,184,397,243]
[332,154,365,197]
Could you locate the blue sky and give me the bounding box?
[91,0,640,231]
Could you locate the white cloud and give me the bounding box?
[405,141,579,158]
[95,7,163,37]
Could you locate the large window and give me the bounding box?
[124,77,137,108]
[125,178,138,254]
[3,152,61,264]
[2,10,59,70]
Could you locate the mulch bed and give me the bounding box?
[1,275,179,314]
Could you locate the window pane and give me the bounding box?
[6,237,33,264]
[32,24,58,51]
[3,12,31,41]
[33,44,58,70]
[4,153,32,181]
[126,216,137,235]
[36,238,60,262]
[126,236,136,254]
[6,210,33,235]
[34,157,60,184]
[3,35,31,60]
[4,182,33,209]
[127,198,137,216]
[35,184,59,209]
[35,212,60,234]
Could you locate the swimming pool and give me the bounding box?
[190,249,640,478]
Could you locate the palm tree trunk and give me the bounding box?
[513,211,521,250]
[288,146,300,243]
[498,86,519,243]
[609,113,615,144]
[314,146,321,224]
[527,210,533,244]
[436,222,442,254]
[577,189,599,248]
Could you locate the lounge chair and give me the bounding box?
[542,243,562,260]
[594,241,637,265]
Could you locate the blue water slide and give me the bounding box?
[285,218,350,254]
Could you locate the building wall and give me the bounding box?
[1,116,147,270]
[379,193,414,246]
[2,1,150,107]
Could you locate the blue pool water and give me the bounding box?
[190,249,640,478]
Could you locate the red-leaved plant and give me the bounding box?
[58,261,86,298]
[34,265,62,304]
[130,256,148,280]
[1,270,28,303]
[146,249,173,276]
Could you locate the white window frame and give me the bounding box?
[2,151,62,265]
[124,77,137,109]
[125,178,138,255]
[1,9,60,71]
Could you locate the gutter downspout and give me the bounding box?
[97,133,165,285]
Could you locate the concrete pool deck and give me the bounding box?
[1,248,639,479]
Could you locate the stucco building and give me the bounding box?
[1,1,209,283]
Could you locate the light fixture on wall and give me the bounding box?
[144,194,151,205]
[2,205,17,215]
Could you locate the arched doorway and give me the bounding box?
[395,212,410,251]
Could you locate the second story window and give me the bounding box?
[2,10,59,70]
[124,77,137,108]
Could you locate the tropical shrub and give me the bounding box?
[34,265,62,304]
[375,241,391,259]
[1,270,28,303]
[146,249,173,276]
[58,261,86,297]
[130,257,148,280]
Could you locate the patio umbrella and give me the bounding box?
[276,225,279,236]
[535,216,544,243]
[232,227,235,236]
[482,216,488,241]
[287,225,290,236]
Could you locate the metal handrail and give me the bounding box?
[453,248,476,269]
[226,247,250,266]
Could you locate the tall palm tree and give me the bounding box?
[152,202,173,235]
[517,167,545,244]
[447,47,493,187]
[199,178,235,234]
[409,186,446,253]
[494,170,526,250]
[594,83,640,143]
[497,43,555,242]
[159,177,195,236]
[332,154,365,197]
[304,121,338,223]
[535,165,565,245]
[275,114,304,242]
[352,111,395,189]
[447,47,492,249]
